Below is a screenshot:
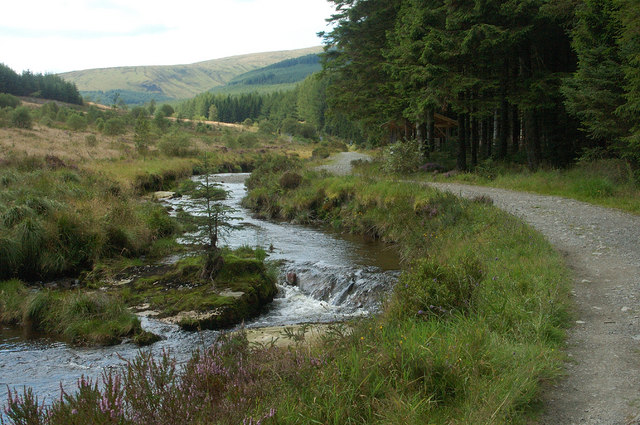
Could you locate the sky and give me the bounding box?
[0,0,336,74]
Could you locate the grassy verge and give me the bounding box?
[0,279,154,346]
[0,155,181,282]
[409,158,640,215]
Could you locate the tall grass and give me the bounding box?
[0,280,143,345]
[239,156,571,423]
[0,156,181,281]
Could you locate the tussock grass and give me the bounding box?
[0,279,142,345]
[0,156,182,281]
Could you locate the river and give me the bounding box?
[0,173,399,409]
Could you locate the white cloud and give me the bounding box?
[0,0,335,73]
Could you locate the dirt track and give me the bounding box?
[426,182,640,425]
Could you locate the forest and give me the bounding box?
[320,0,640,171]
[0,64,82,105]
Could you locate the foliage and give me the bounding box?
[158,130,195,157]
[102,117,126,136]
[0,63,82,104]
[65,113,87,131]
[0,93,20,108]
[237,165,570,423]
[382,139,423,174]
[0,157,181,281]
[10,106,32,129]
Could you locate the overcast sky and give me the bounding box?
[1,0,336,74]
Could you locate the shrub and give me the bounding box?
[237,132,258,148]
[312,146,330,159]
[158,130,194,157]
[66,113,87,131]
[11,106,33,129]
[298,122,318,140]
[382,139,423,174]
[103,117,126,135]
[258,120,276,135]
[55,108,68,122]
[95,117,105,131]
[0,93,20,108]
[85,134,98,147]
[40,101,59,120]
[279,171,302,189]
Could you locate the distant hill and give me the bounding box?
[209,53,321,95]
[59,46,323,104]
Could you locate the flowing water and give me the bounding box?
[0,173,399,409]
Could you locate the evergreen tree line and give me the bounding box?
[175,77,363,141]
[0,64,83,105]
[320,0,640,170]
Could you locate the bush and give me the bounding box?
[312,146,330,159]
[11,106,33,129]
[95,117,105,131]
[66,113,87,131]
[85,134,98,147]
[103,117,126,135]
[258,120,276,135]
[298,122,318,140]
[382,139,423,174]
[158,130,194,157]
[237,132,258,148]
[279,171,303,189]
[40,102,59,120]
[0,93,20,108]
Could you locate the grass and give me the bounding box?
[2,160,570,424]
[423,158,640,215]
[0,279,149,345]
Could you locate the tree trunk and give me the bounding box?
[483,118,491,159]
[524,109,540,171]
[416,120,426,158]
[492,109,499,158]
[511,104,520,154]
[426,109,435,152]
[497,98,509,159]
[457,113,467,171]
[471,115,479,167]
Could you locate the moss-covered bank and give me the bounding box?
[112,248,277,331]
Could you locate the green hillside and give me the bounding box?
[208,53,321,95]
[59,46,322,103]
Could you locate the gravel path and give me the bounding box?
[315,151,372,175]
[425,182,640,425]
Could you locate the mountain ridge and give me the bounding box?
[59,46,323,101]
